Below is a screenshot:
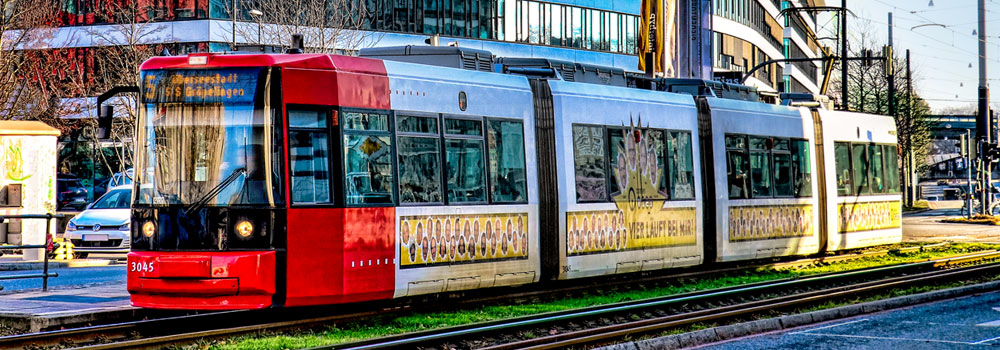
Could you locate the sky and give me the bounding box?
[828,0,1000,113]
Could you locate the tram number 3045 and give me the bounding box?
[130,261,155,273]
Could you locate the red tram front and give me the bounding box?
[126,51,539,309]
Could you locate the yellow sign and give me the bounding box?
[729,205,814,242]
[399,213,529,268]
[838,201,901,233]
[568,118,697,256]
[567,207,696,256]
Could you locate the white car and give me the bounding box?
[64,185,132,258]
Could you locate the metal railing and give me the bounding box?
[0,213,66,291]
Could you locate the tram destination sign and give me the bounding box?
[142,68,261,104]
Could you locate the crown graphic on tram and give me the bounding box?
[104,39,901,310]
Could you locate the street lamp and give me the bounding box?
[249,9,263,47]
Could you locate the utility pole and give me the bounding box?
[978,0,991,214]
[841,0,849,111]
[887,13,895,120]
[906,49,914,207]
[232,0,237,50]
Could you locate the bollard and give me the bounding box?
[43,214,50,292]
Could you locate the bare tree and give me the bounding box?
[0,0,67,121]
[227,0,374,54]
[83,1,165,179]
[828,20,933,192]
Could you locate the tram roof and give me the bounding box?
[140,53,388,76]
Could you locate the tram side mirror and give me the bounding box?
[97,104,113,140]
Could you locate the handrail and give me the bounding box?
[0,213,67,291]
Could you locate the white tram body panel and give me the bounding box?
[549,80,704,280]
[381,61,541,298]
[815,109,902,250]
[707,98,821,262]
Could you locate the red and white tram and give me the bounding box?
[121,47,901,310]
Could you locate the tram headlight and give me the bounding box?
[235,220,254,238]
[142,221,155,238]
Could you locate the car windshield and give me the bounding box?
[134,68,283,206]
[91,189,131,209]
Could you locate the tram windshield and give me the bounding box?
[134,67,282,206]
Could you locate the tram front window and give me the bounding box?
[134,68,282,207]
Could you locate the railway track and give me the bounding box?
[321,250,1000,350]
[0,245,982,350]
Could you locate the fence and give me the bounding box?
[0,213,66,291]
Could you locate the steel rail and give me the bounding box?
[322,251,1000,350]
[3,246,985,350]
[495,262,1000,350]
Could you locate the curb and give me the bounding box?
[0,259,114,271]
[595,280,1000,350]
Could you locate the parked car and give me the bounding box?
[93,169,134,198]
[57,174,89,211]
[63,185,132,258]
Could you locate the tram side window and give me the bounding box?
[608,128,626,196]
[397,115,442,204]
[646,129,669,196]
[487,119,528,203]
[667,131,695,199]
[343,110,394,205]
[749,136,772,197]
[884,145,900,194]
[444,117,487,203]
[288,109,331,204]
[572,125,608,202]
[834,142,852,196]
[726,135,750,199]
[869,144,886,194]
[791,140,812,197]
[852,143,870,195]
[772,139,793,197]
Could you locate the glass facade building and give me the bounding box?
[711,0,824,94]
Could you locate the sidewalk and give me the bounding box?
[0,283,137,333]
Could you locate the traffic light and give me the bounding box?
[882,45,894,76]
[986,143,1000,163]
[862,49,874,67]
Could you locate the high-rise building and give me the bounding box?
[711,0,826,94]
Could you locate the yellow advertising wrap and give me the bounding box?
[729,204,814,242]
[838,201,902,233]
[567,207,696,256]
[568,118,697,256]
[399,213,529,268]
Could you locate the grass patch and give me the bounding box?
[941,214,1000,225]
[211,243,1000,350]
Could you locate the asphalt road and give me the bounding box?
[696,291,1000,349]
[0,264,126,293]
[903,208,1000,243]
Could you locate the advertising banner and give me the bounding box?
[837,201,902,233]
[399,213,529,268]
[729,204,814,242]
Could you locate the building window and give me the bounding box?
[512,0,638,54]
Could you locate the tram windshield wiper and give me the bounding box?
[183,167,246,214]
